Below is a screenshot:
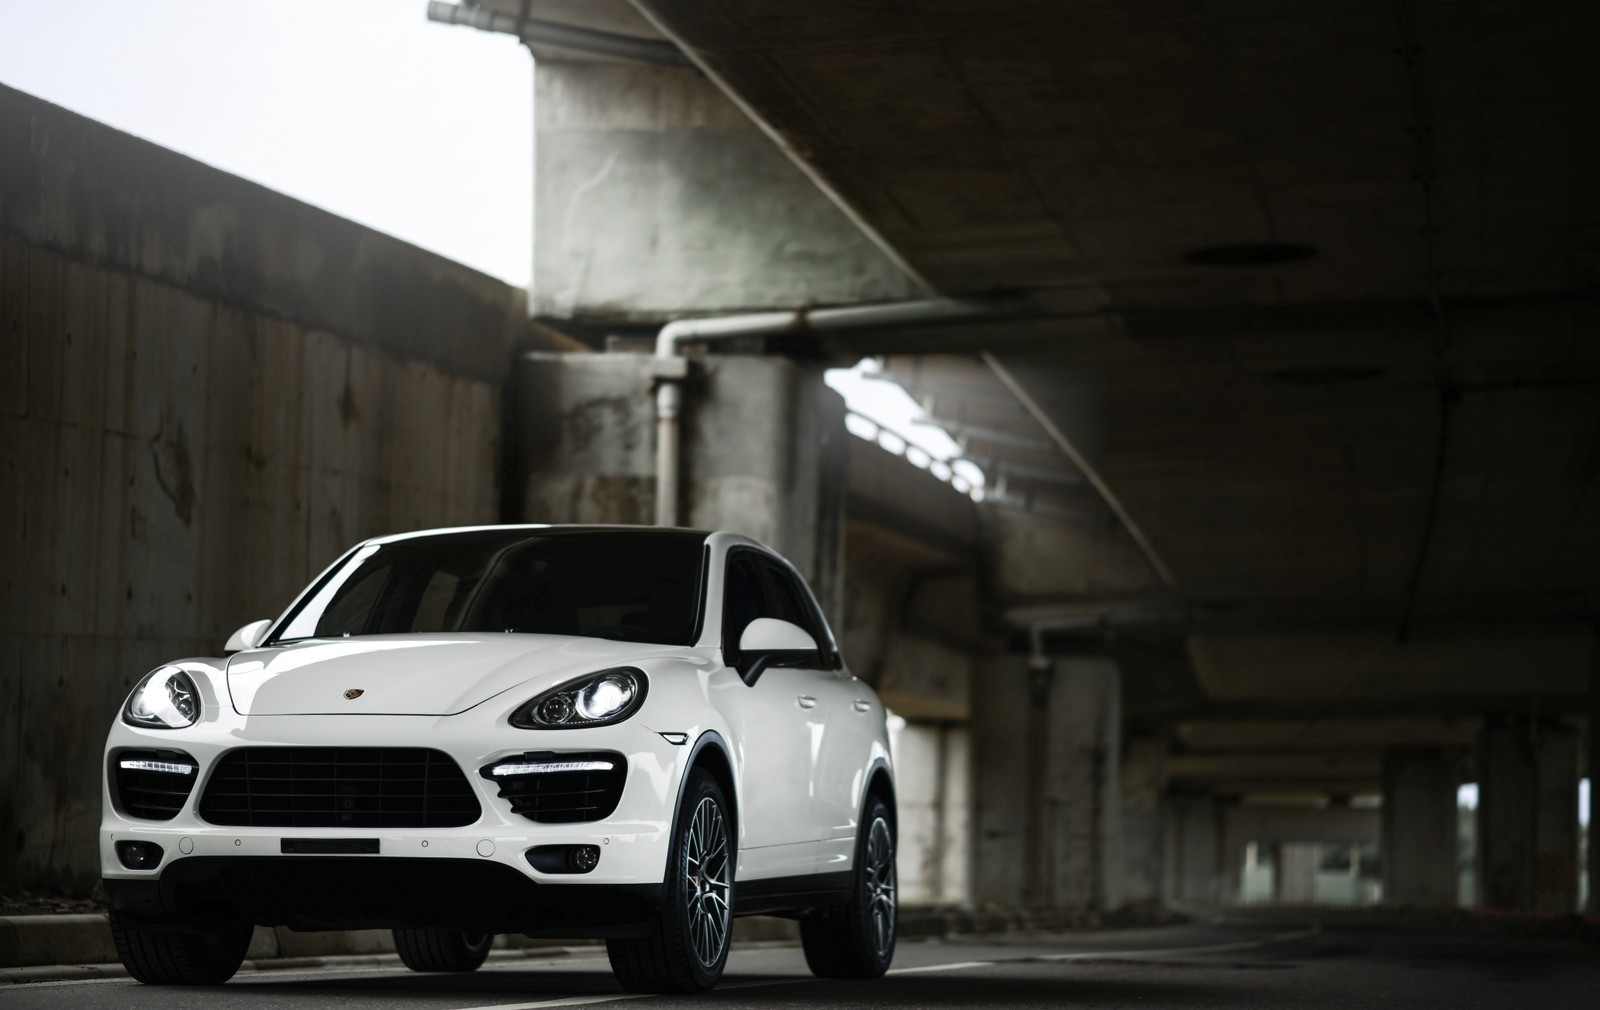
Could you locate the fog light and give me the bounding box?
[116,840,164,870]
[525,844,601,874]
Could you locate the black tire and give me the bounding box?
[607,767,734,993]
[801,793,897,979]
[110,912,253,985]
[393,929,493,972]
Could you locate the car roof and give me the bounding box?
[363,524,719,546]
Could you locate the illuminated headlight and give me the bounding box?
[122,666,201,729]
[510,668,646,729]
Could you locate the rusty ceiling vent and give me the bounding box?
[1183,243,1317,267]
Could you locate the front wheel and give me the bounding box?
[393,929,492,972]
[110,912,253,985]
[801,793,896,978]
[607,768,734,993]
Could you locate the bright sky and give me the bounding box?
[0,0,532,285]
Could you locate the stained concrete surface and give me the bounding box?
[4,912,1598,1009]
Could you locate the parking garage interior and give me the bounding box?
[3,0,1599,1005]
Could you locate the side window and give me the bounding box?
[758,558,836,669]
[721,552,769,659]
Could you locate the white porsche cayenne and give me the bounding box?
[100,526,897,992]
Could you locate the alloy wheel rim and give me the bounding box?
[865,816,896,959]
[684,795,731,967]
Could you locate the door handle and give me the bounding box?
[853,699,871,713]
[796,695,818,709]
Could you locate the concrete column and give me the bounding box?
[1477,715,1581,912]
[1045,656,1123,912]
[1381,748,1460,907]
[516,352,846,614]
[1167,793,1227,905]
[1590,641,1600,915]
[1274,843,1319,905]
[970,654,1122,912]
[1120,736,1168,908]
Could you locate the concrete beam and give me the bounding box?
[1168,754,1382,784]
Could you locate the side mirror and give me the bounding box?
[737,618,818,684]
[224,619,273,654]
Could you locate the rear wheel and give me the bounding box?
[607,768,734,993]
[801,793,896,978]
[110,913,253,985]
[393,929,493,972]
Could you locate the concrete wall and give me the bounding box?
[532,61,919,320]
[0,86,533,892]
[889,721,970,904]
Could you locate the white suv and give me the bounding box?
[101,526,897,992]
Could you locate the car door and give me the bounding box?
[721,548,820,881]
[757,557,866,878]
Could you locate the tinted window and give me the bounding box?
[760,558,839,669]
[722,552,771,657]
[271,531,708,646]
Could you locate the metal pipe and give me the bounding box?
[651,297,1035,527]
[427,1,691,67]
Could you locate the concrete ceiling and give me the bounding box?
[628,0,1599,307]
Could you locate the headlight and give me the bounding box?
[511,668,647,729]
[123,666,201,729]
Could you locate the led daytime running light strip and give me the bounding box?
[490,759,616,777]
[119,759,196,775]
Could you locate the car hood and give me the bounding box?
[226,633,672,716]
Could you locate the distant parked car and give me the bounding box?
[100,525,897,992]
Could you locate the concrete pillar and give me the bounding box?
[1273,843,1319,905]
[1167,793,1227,905]
[1381,748,1460,907]
[970,654,1122,912]
[516,352,846,615]
[1120,736,1167,908]
[1477,715,1581,912]
[1045,656,1123,911]
[1590,642,1600,914]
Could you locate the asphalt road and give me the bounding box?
[4,911,1597,1009]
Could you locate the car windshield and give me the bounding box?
[268,530,708,647]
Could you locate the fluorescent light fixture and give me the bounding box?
[490,760,615,777]
[119,759,196,775]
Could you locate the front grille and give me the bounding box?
[114,749,198,820]
[199,747,481,828]
[481,751,627,823]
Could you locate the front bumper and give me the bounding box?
[101,713,695,932]
[104,856,663,935]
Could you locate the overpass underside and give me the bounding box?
[480,0,1598,916]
